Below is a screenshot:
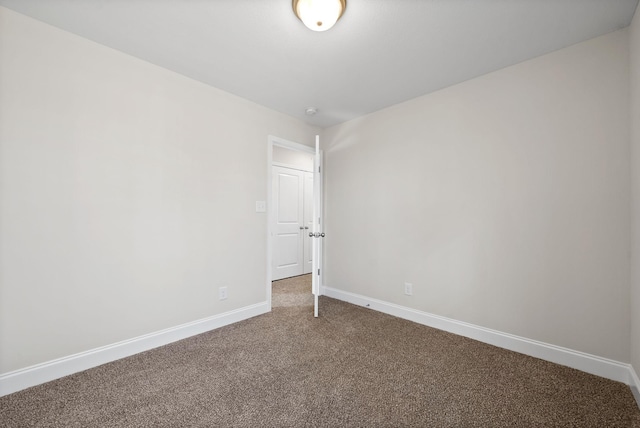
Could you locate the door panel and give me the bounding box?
[277,173,300,222]
[272,167,304,280]
[312,136,323,317]
[303,171,313,274]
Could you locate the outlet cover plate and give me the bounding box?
[404,282,413,296]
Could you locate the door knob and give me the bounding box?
[309,232,326,238]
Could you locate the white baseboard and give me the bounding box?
[321,286,633,386]
[0,301,269,397]
[630,365,640,408]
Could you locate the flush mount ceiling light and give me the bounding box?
[293,0,346,32]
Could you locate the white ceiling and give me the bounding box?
[1,0,638,128]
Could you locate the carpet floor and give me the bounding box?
[1,274,639,427]
[272,274,314,308]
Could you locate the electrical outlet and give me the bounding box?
[404,282,413,296]
[219,286,228,300]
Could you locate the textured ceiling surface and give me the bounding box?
[1,0,638,128]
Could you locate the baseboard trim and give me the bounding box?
[630,365,640,409]
[321,286,632,385]
[0,301,269,397]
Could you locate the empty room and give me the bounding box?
[1,0,640,426]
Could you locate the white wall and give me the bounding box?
[273,145,314,172]
[323,29,630,362]
[0,7,317,374]
[630,7,640,382]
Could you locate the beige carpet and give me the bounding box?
[272,274,314,308]
[1,275,639,427]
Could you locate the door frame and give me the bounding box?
[267,135,322,310]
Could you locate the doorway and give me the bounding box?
[266,136,322,312]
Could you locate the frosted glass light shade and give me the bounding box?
[293,0,346,32]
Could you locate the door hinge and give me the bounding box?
[318,166,321,173]
[318,269,320,275]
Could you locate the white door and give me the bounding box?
[272,166,305,280]
[311,136,324,317]
[303,171,313,274]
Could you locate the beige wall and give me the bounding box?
[323,30,631,362]
[272,145,314,171]
[630,9,640,378]
[0,7,317,373]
